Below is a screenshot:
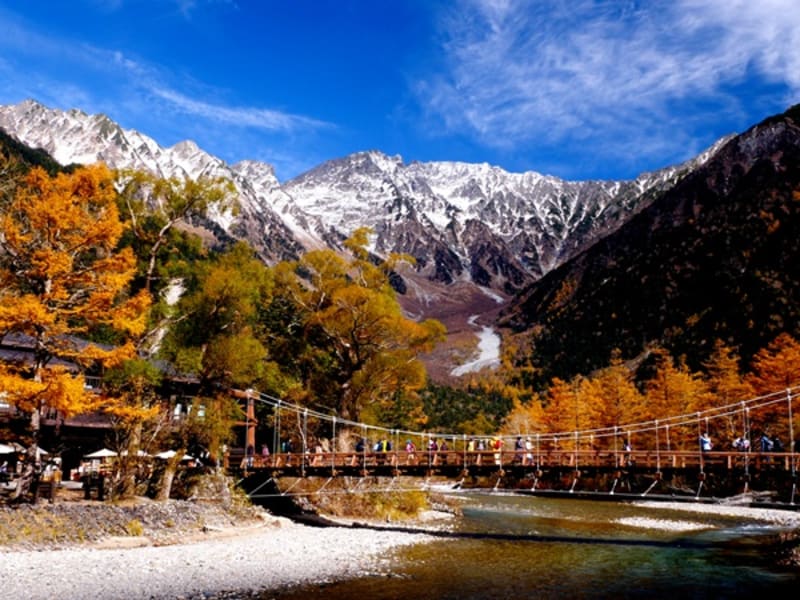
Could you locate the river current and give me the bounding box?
[272,491,800,599]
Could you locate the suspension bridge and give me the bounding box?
[228,386,800,508]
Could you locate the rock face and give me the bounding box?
[0,99,720,297]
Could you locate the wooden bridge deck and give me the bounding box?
[234,448,800,507]
[232,448,800,477]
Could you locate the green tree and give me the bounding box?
[102,359,163,499]
[272,228,445,423]
[157,242,276,498]
[101,171,235,498]
[116,170,237,296]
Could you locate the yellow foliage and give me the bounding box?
[541,377,579,435]
[282,231,446,422]
[583,351,645,430]
[102,401,161,424]
[747,332,800,393]
[501,396,545,436]
[0,164,150,423]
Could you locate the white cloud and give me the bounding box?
[0,7,331,178]
[150,87,332,133]
[417,0,800,165]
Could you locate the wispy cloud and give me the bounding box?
[0,5,331,178]
[150,87,333,133]
[417,0,800,170]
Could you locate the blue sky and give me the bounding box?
[0,1,798,182]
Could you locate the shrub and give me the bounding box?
[125,519,144,536]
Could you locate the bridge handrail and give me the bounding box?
[234,447,799,473]
[232,385,800,448]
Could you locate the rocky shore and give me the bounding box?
[0,498,432,599]
[2,487,799,599]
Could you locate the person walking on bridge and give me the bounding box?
[261,444,270,467]
[492,437,503,466]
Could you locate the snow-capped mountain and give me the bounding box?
[282,149,717,291]
[0,99,722,295]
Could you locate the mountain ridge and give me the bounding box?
[0,99,721,298]
[2,98,794,384]
[501,104,800,387]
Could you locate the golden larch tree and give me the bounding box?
[541,377,582,450]
[643,349,706,451]
[0,164,150,446]
[746,333,800,443]
[695,340,754,446]
[580,350,645,450]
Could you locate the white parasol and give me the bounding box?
[84,448,118,459]
[153,450,194,461]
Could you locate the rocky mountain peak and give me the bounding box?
[0,98,729,298]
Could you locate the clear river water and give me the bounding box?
[271,491,800,599]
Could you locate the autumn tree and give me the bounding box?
[271,228,445,424]
[747,333,800,394]
[540,377,583,450]
[695,340,754,447]
[579,350,645,450]
[500,394,545,438]
[0,164,150,495]
[642,349,706,451]
[746,332,800,442]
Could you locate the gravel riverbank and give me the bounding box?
[2,492,799,599]
[0,509,431,599]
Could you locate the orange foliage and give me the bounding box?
[642,349,705,450]
[0,165,150,422]
[693,340,754,445]
[579,351,645,448]
[746,333,800,439]
[747,332,800,394]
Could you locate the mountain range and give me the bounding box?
[0,99,721,297]
[2,99,798,385]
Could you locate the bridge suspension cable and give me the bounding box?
[235,385,799,453]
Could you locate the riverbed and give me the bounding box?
[450,315,502,376]
[0,515,430,600]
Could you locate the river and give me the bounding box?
[271,491,800,599]
[450,315,502,376]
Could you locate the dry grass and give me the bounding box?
[287,477,431,522]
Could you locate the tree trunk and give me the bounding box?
[155,452,184,501]
[118,423,142,499]
[13,406,42,501]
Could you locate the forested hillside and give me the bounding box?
[502,105,800,389]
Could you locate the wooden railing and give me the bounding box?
[233,448,800,473]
